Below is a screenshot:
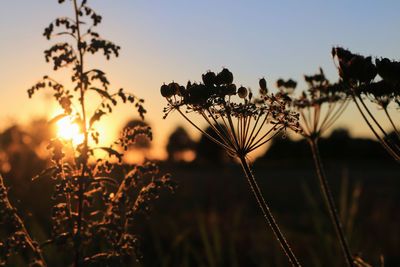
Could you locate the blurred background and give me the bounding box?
[0,121,398,266]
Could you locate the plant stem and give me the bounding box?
[0,175,47,266]
[238,155,301,267]
[351,94,400,163]
[73,0,89,266]
[308,138,354,267]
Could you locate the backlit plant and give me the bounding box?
[276,70,355,266]
[0,0,175,266]
[332,47,400,163]
[161,69,302,266]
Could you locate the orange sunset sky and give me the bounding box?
[0,0,399,160]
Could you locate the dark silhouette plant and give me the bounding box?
[1,0,177,266]
[0,174,46,266]
[276,70,355,266]
[332,47,400,163]
[160,69,301,266]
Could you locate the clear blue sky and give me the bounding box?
[0,0,399,158]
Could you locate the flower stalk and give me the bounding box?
[308,138,354,267]
[161,69,301,266]
[238,155,300,267]
[0,175,47,266]
[332,47,400,163]
[278,69,354,266]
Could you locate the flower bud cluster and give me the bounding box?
[332,47,400,108]
[161,69,300,156]
[294,68,346,109]
[278,68,348,139]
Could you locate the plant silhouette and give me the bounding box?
[276,70,355,266]
[0,1,176,266]
[332,47,400,163]
[161,69,302,266]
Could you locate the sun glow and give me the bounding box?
[56,117,85,146]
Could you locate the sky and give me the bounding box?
[0,0,399,160]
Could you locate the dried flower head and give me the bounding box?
[332,47,400,163]
[332,47,377,84]
[161,68,300,157]
[284,68,348,139]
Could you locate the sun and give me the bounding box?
[56,116,85,146]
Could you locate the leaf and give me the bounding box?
[89,110,106,127]
[32,166,58,181]
[93,177,118,186]
[90,87,112,101]
[97,147,122,161]
[48,113,68,124]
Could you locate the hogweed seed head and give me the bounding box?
[216,68,234,85]
[202,70,217,87]
[283,68,348,139]
[161,69,300,157]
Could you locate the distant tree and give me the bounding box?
[258,127,390,162]
[166,126,194,162]
[195,125,233,166]
[328,128,350,140]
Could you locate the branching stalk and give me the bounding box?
[73,0,89,265]
[238,156,301,267]
[308,138,354,267]
[0,175,47,266]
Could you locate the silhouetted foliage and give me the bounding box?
[161,69,302,266]
[332,47,400,164]
[0,1,175,266]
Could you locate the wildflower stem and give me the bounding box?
[203,109,237,151]
[244,111,262,147]
[224,104,241,149]
[308,138,354,267]
[0,175,47,266]
[319,101,349,135]
[357,95,389,136]
[246,124,279,152]
[175,107,235,154]
[73,0,89,265]
[352,94,400,162]
[383,107,400,139]
[238,156,301,267]
[244,112,269,152]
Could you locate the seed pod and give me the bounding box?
[202,71,216,87]
[285,79,297,89]
[259,78,267,91]
[358,56,377,83]
[259,78,267,95]
[238,86,248,98]
[248,90,253,100]
[226,84,236,95]
[304,75,313,84]
[188,84,209,104]
[160,83,172,98]
[168,82,180,95]
[276,78,284,88]
[177,85,186,96]
[217,68,233,85]
[376,58,400,85]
